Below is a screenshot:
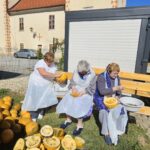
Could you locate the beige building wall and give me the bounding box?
[0,0,6,54]
[66,0,126,11]
[10,10,65,54]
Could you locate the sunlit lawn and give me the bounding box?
[1,88,150,150]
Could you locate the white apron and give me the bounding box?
[56,68,95,118]
[22,59,58,111]
[108,104,128,145]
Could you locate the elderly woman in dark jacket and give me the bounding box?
[94,63,128,145]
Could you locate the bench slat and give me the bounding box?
[92,68,150,82]
[136,91,150,98]
[136,106,150,116]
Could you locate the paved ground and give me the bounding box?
[0,55,38,75]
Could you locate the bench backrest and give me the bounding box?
[65,68,150,98]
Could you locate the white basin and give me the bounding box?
[119,97,144,112]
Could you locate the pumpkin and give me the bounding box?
[13,103,21,111]
[3,96,12,103]
[61,135,76,150]
[13,138,25,150]
[2,109,10,117]
[40,144,45,150]
[40,125,53,137]
[43,136,60,150]
[53,128,64,139]
[5,116,15,126]
[0,99,4,105]
[56,73,67,83]
[26,135,41,148]
[4,101,12,107]
[18,118,32,126]
[12,123,22,134]
[0,103,10,110]
[20,111,31,118]
[26,148,40,150]
[71,89,80,97]
[74,137,85,149]
[104,97,118,109]
[1,129,14,144]
[25,122,39,136]
[0,120,11,129]
[10,109,18,114]
[0,112,3,120]
[11,113,18,119]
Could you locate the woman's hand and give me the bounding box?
[54,72,63,78]
[79,91,86,96]
[113,85,124,92]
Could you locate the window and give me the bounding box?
[19,18,24,31]
[20,43,24,49]
[49,15,55,29]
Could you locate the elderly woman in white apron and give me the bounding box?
[22,52,61,121]
[94,63,128,145]
[57,60,97,136]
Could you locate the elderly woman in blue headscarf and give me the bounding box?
[57,60,97,136]
[94,63,128,145]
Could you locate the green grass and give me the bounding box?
[1,89,150,150]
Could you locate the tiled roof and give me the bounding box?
[9,0,65,11]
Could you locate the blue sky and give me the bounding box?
[127,0,150,7]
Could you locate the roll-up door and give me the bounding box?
[68,19,141,72]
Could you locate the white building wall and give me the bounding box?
[10,10,65,54]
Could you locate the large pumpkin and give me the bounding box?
[0,103,10,110]
[20,111,31,118]
[0,112,3,120]
[61,135,76,150]
[1,129,14,144]
[5,116,15,126]
[56,73,67,83]
[3,96,12,103]
[13,138,25,150]
[2,109,10,117]
[25,122,39,136]
[74,137,85,149]
[104,97,118,109]
[71,89,80,97]
[18,118,32,126]
[40,125,53,137]
[43,136,60,150]
[13,103,21,111]
[0,120,11,129]
[26,135,41,148]
[53,128,64,140]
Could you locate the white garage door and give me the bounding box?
[68,19,141,72]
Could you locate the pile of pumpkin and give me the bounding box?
[0,96,86,149]
[0,96,39,148]
[13,125,85,150]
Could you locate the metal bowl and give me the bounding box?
[119,97,144,112]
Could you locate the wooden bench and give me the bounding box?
[63,68,150,116]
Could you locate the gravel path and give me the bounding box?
[0,75,29,95]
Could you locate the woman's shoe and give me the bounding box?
[104,135,112,145]
[73,128,83,136]
[60,121,72,129]
[32,118,37,122]
[38,114,43,119]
